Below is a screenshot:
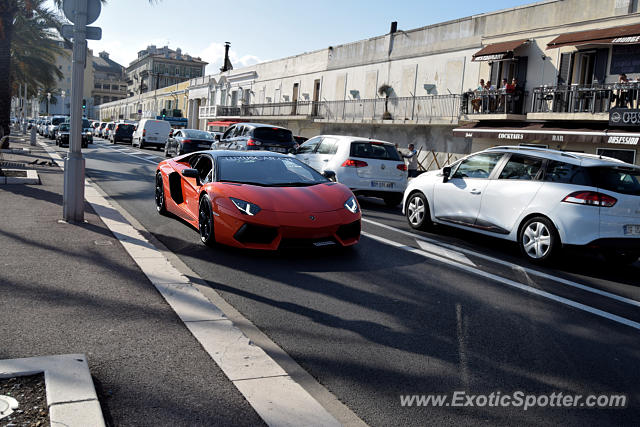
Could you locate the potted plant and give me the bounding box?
[378,84,393,120]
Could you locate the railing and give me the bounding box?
[220,101,321,117]
[530,83,640,114]
[461,90,528,115]
[319,95,461,122]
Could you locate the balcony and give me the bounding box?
[528,83,640,120]
[199,95,461,125]
[460,90,528,120]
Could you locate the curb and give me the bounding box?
[38,141,360,426]
[0,354,105,427]
[0,169,40,185]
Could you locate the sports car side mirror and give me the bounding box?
[215,135,221,141]
[182,168,199,178]
[288,147,297,154]
[322,170,336,181]
[442,166,451,183]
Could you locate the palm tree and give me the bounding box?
[378,84,394,120]
[38,85,60,115]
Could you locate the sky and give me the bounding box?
[47,0,536,74]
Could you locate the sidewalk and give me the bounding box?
[0,138,264,425]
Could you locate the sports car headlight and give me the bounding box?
[230,197,261,216]
[344,196,359,213]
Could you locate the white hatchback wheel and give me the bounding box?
[406,193,430,230]
[522,221,552,259]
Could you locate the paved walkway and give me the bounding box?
[0,138,264,426]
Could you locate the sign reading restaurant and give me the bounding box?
[473,54,507,62]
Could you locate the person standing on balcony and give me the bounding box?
[403,143,419,178]
[471,79,485,112]
[616,74,630,108]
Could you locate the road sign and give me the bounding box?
[63,0,101,26]
[61,24,102,40]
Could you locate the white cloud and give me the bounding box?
[199,42,263,75]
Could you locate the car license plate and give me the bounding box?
[371,181,394,189]
[269,147,287,153]
[623,225,640,235]
[313,240,335,247]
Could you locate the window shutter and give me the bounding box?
[558,53,573,86]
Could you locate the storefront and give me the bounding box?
[453,122,640,165]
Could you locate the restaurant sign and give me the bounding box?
[609,108,640,127]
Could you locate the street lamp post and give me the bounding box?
[47,92,51,115]
[61,90,66,115]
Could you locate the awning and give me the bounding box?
[207,120,243,127]
[547,23,640,49]
[472,39,529,62]
[453,122,640,145]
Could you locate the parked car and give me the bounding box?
[38,119,51,135]
[95,122,106,136]
[154,151,361,249]
[294,135,408,206]
[102,122,115,139]
[403,146,640,264]
[164,129,215,157]
[109,122,135,144]
[56,119,92,148]
[47,116,67,139]
[132,119,171,149]
[215,123,296,154]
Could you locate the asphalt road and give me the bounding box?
[48,136,640,426]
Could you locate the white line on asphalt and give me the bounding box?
[93,143,160,164]
[361,231,640,331]
[38,140,348,427]
[363,217,640,308]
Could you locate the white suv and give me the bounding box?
[295,135,408,206]
[403,146,640,264]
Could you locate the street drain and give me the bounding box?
[0,395,19,419]
[94,240,114,246]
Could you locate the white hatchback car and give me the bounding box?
[403,146,640,264]
[295,135,408,206]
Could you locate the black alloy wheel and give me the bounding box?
[199,195,215,247]
[155,173,167,215]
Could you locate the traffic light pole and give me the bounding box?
[63,1,88,222]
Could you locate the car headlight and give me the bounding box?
[344,196,359,213]
[230,197,261,216]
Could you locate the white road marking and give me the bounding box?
[416,239,477,267]
[93,143,160,164]
[363,217,640,308]
[362,231,640,331]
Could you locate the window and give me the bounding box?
[222,126,236,139]
[452,153,503,179]
[253,127,293,143]
[297,137,322,154]
[590,167,640,196]
[217,156,327,186]
[498,155,543,180]
[543,161,592,185]
[232,126,245,137]
[94,83,102,89]
[596,148,636,165]
[349,142,401,160]
[317,137,339,155]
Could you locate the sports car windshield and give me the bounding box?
[218,156,329,186]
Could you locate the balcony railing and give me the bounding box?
[319,95,460,121]
[461,90,528,115]
[530,83,640,114]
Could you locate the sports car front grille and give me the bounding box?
[336,220,361,241]
[234,223,279,244]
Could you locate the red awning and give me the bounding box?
[547,23,640,49]
[472,39,529,61]
[207,120,243,127]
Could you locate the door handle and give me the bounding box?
[323,159,329,162]
[470,189,481,195]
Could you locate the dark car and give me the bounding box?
[56,120,92,148]
[164,129,215,157]
[216,123,296,153]
[110,123,135,144]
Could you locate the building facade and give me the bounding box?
[91,51,127,118]
[100,0,640,165]
[125,45,207,97]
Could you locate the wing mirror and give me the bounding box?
[214,134,221,141]
[442,166,452,183]
[322,170,337,182]
[182,168,200,180]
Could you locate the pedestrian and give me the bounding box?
[404,143,419,178]
[471,79,484,112]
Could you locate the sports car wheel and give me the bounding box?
[519,216,559,263]
[406,192,431,230]
[155,173,167,215]
[199,195,215,247]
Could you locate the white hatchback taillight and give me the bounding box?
[562,191,617,207]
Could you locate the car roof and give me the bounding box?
[196,150,290,159]
[232,123,290,131]
[483,145,638,168]
[306,135,396,145]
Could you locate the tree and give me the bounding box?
[378,84,394,120]
[38,86,60,115]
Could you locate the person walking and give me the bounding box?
[404,143,419,178]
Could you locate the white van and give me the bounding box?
[132,119,171,149]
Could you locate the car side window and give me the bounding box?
[197,157,213,183]
[452,153,503,179]
[297,137,322,154]
[233,126,245,137]
[222,126,235,139]
[498,155,543,180]
[544,161,592,185]
[317,137,338,155]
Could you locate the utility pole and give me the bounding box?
[61,0,102,222]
